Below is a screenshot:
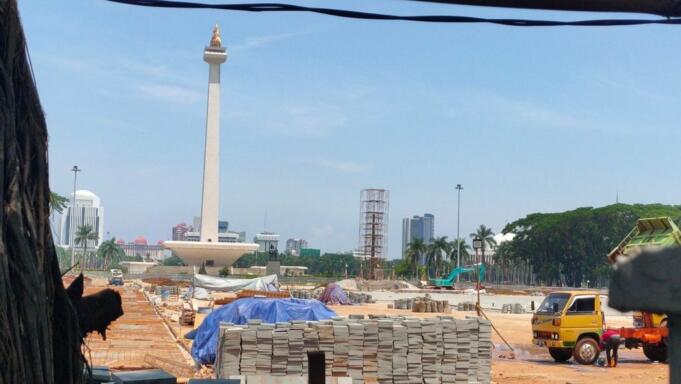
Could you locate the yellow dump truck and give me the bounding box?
[532,290,605,364]
[533,217,679,364]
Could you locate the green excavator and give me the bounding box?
[429,263,486,289]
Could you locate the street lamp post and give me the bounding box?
[70,165,81,267]
[455,184,463,282]
[472,236,483,316]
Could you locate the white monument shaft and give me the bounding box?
[162,25,259,267]
[200,45,226,242]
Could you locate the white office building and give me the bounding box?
[254,232,280,253]
[59,190,104,249]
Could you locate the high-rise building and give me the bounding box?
[179,218,242,243]
[254,232,280,253]
[59,189,104,249]
[286,238,308,256]
[402,213,435,262]
[358,188,389,279]
[190,217,229,233]
[172,222,189,241]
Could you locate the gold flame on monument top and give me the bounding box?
[210,24,222,48]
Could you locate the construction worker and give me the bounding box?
[600,329,621,367]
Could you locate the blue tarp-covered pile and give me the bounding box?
[191,297,337,364]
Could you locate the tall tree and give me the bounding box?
[426,236,450,277]
[405,238,427,279]
[498,204,681,287]
[470,224,497,264]
[74,225,98,271]
[0,2,84,381]
[449,238,471,266]
[97,238,124,270]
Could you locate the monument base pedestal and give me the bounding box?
[266,261,281,277]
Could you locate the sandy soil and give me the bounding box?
[331,303,669,384]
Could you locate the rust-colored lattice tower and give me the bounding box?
[358,189,389,280]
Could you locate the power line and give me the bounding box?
[104,0,681,27]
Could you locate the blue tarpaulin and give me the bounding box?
[191,297,337,364]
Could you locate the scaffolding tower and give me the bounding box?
[358,188,389,280]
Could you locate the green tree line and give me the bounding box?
[496,203,681,287]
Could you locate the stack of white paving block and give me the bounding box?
[316,322,335,377]
[392,324,409,384]
[288,321,305,376]
[362,320,379,384]
[333,322,350,377]
[272,325,289,376]
[476,319,492,384]
[404,320,423,384]
[348,322,365,384]
[377,320,394,384]
[256,323,274,374]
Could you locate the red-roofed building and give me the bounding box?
[119,236,165,262]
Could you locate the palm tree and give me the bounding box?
[405,238,426,280]
[97,238,124,270]
[426,236,450,277]
[74,224,98,271]
[470,224,497,264]
[449,238,472,267]
[49,191,69,214]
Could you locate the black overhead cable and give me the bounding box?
[104,0,681,27]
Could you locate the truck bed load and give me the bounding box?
[607,217,681,264]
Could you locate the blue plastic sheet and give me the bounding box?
[191,297,337,364]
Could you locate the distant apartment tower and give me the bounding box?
[402,213,435,262]
[192,216,228,233]
[182,217,242,243]
[172,222,189,241]
[254,232,280,253]
[286,238,308,256]
[358,188,389,279]
[59,190,104,249]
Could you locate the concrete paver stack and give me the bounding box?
[215,317,492,384]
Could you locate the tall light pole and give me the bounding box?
[70,165,81,267]
[455,184,463,280]
[472,236,483,316]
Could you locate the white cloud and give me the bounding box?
[135,84,203,105]
[594,78,676,103]
[231,31,309,52]
[313,159,368,174]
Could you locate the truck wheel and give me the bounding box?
[573,338,600,365]
[549,347,572,362]
[643,344,667,362]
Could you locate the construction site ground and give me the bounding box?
[82,285,196,381]
[79,278,668,384]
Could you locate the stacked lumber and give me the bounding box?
[237,290,291,299]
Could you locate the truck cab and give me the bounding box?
[532,290,604,364]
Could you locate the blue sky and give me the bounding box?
[19,1,681,258]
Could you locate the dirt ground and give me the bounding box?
[79,275,668,384]
[332,303,669,384]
